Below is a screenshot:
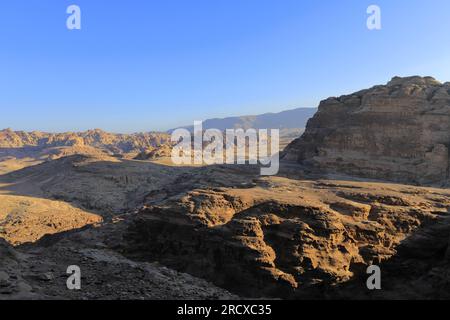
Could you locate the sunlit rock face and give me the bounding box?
[124,177,450,299]
[283,76,450,186]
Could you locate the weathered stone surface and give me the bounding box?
[283,76,450,186]
[0,222,238,300]
[124,176,450,299]
[3,84,450,300]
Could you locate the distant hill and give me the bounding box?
[0,128,171,163]
[169,107,317,132]
[0,107,318,165]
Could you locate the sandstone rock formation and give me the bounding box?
[283,76,450,186]
[124,175,450,299]
[3,78,450,300]
[1,147,450,299]
[134,144,174,160]
[0,128,172,162]
[0,224,237,300]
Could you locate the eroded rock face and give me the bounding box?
[283,76,450,186]
[125,177,450,298]
[0,225,238,300]
[0,239,36,299]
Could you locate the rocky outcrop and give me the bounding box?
[0,194,102,246]
[0,225,238,300]
[283,76,450,186]
[124,176,450,298]
[134,144,174,160]
[0,239,36,299]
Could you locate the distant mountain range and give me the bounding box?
[0,107,318,163]
[169,107,317,132]
[0,128,172,163]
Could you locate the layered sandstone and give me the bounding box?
[125,175,450,298]
[283,76,450,186]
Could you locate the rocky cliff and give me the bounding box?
[283,76,450,186]
[124,175,450,299]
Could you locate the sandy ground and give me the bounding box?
[0,194,101,245]
[0,158,41,175]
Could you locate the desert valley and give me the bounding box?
[1,76,450,300]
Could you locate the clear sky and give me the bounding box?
[1,0,450,132]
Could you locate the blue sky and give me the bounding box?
[1,0,450,132]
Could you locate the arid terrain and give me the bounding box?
[1,77,450,300]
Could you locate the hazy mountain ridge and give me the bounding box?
[169,107,317,132]
[0,107,318,163]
